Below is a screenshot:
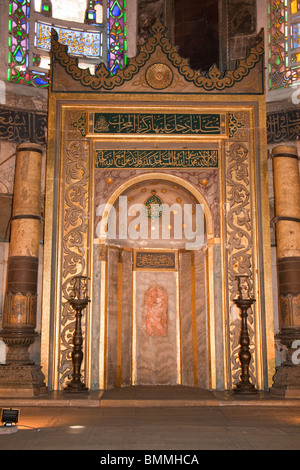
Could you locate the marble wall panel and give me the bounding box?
[0,242,9,363]
[0,195,12,242]
[135,270,178,385]
[179,251,194,386]
[90,244,102,389]
[121,249,133,386]
[106,247,119,388]
[213,243,225,389]
[102,247,133,388]
[195,248,209,388]
[0,141,16,194]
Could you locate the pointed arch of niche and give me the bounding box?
[97,172,216,389]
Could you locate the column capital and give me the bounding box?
[272,144,298,159]
[16,142,44,154]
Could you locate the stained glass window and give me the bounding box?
[107,0,127,74]
[268,0,300,89]
[8,0,127,87]
[7,0,48,87]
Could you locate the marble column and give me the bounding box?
[0,143,46,397]
[271,144,300,397]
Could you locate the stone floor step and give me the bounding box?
[0,386,299,407]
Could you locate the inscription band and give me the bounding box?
[95,149,218,169]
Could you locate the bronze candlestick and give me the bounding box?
[233,275,258,394]
[64,276,90,393]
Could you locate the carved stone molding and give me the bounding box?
[59,135,90,388]
[3,291,37,328]
[50,20,264,93]
[0,364,46,397]
[279,293,300,329]
[271,365,300,398]
[225,139,257,387]
[0,329,37,363]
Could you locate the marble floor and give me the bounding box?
[0,387,299,451]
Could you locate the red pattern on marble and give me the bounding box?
[145,285,168,336]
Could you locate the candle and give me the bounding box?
[236,275,250,299]
[72,276,89,300]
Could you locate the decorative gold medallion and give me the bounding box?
[145,63,173,90]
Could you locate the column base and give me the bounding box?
[0,363,47,397]
[270,363,300,398]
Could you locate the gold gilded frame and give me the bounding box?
[133,250,179,272]
[41,21,274,391]
[41,95,275,392]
